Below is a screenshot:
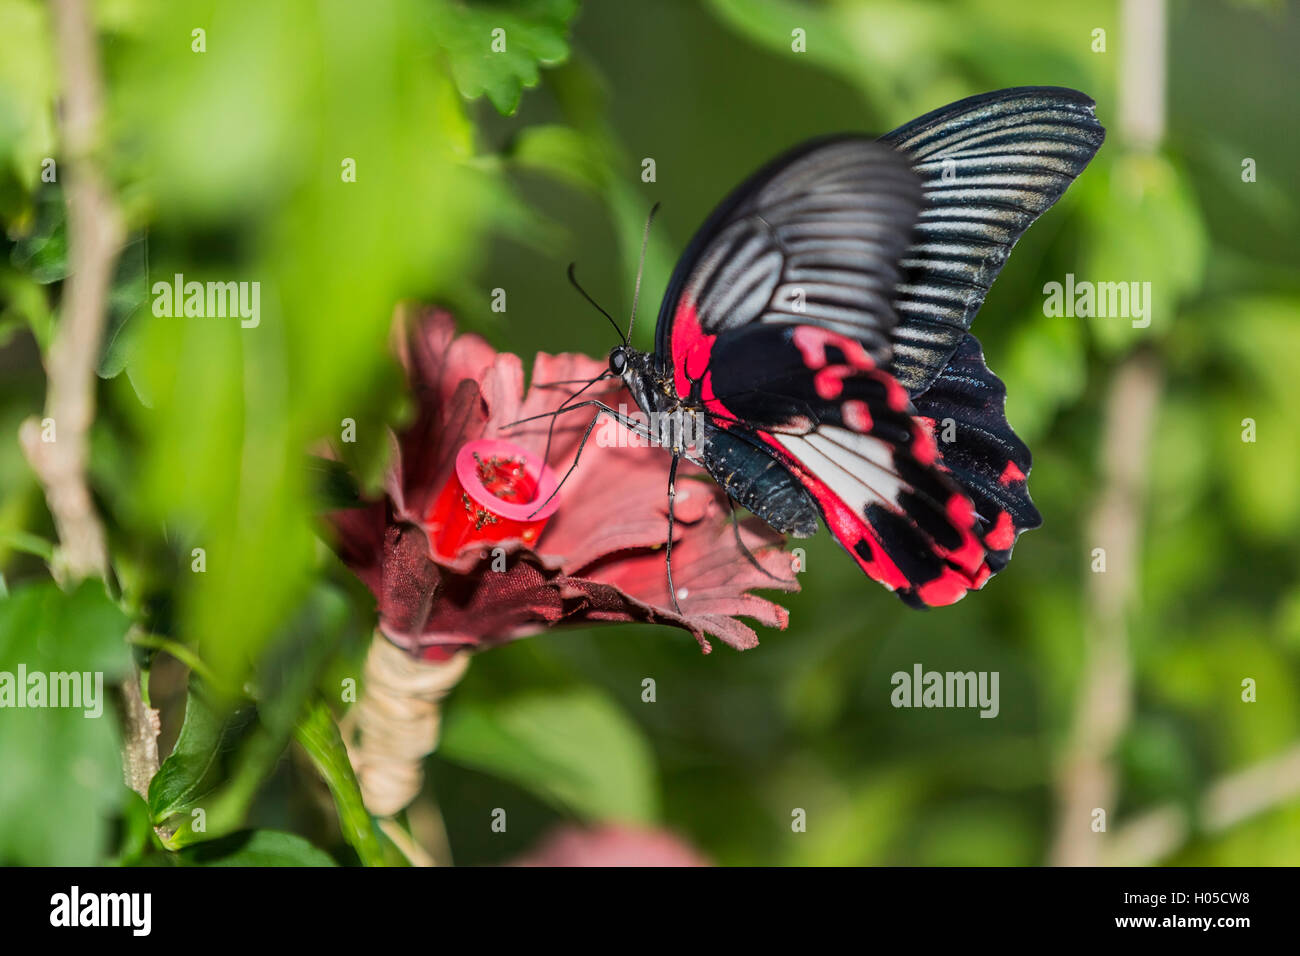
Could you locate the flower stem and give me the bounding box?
[344,633,470,865]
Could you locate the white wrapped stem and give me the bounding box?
[349,633,469,818]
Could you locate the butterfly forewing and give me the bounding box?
[654,138,925,398]
[880,86,1106,395]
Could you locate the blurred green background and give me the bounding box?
[1,0,1298,866]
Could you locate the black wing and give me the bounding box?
[880,86,1105,394]
[909,333,1041,574]
[700,322,996,608]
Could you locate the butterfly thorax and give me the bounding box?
[609,345,707,455]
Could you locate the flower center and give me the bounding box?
[427,438,560,559]
[473,452,536,504]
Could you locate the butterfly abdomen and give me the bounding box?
[697,426,819,538]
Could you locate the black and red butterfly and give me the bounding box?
[524,87,1104,609]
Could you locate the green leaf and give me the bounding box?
[97,233,151,380]
[430,0,579,115]
[1201,295,1300,536]
[705,0,872,83]
[1000,313,1087,444]
[0,580,133,865]
[8,185,67,283]
[251,584,353,738]
[148,683,257,825]
[0,268,53,348]
[294,701,386,866]
[176,829,337,866]
[160,584,360,848]
[8,182,151,382]
[113,0,496,698]
[439,688,659,823]
[108,788,157,866]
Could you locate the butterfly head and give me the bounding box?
[607,343,653,386]
[608,345,629,377]
[606,344,662,416]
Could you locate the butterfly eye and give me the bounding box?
[608,347,627,376]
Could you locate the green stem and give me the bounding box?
[294,701,387,867]
[127,631,225,692]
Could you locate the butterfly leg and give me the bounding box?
[541,372,612,468]
[665,451,683,616]
[515,400,656,518]
[725,495,783,581]
[503,398,646,433]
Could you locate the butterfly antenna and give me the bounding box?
[568,263,626,346]
[626,202,660,343]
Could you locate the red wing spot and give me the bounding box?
[790,327,906,413]
[791,325,876,371]
[936,534,984,578]
[931,493,986,576]
[911,422,939,466]
[985,510,1015,551]
[670,297,716,399]
[842,399,872,433]
[946,493,976,531]
[916,567,972,607]
[815,366,850,399]
[883,374,910,413]
[999,460,1026,485]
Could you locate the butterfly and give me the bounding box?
[522,87,1105,610]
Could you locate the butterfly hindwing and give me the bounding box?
[699,323,992,607]
[910,332,1041,573]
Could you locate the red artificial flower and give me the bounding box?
[509,823,709,867]
[327,306,797,658]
